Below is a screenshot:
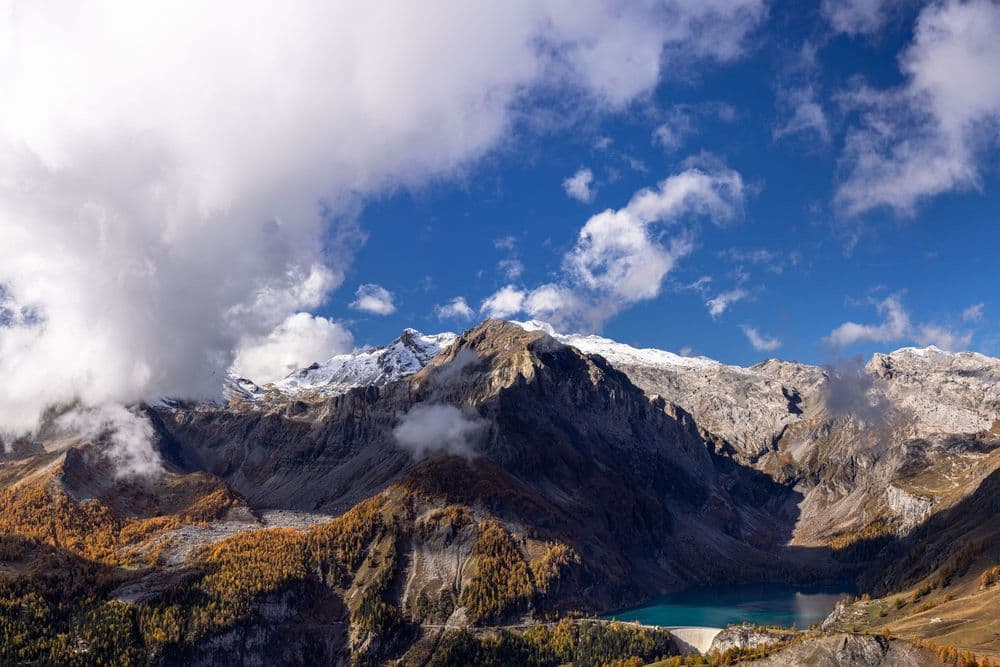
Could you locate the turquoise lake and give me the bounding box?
[604,583,853,629]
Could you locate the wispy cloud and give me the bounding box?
[706,288,749,318]
[653,102,738,153]
[825,293,972,351]
[741,325,781,352]
[773,43,830,145]
[962,302,985,322]
[821,0,906,35]
[495,236,524,280]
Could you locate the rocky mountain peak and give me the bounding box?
[263,327,457,397]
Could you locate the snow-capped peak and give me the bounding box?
[888,345,949,358]
[224,373,266,398]
[272,328,456,395]
[513,320,720,370]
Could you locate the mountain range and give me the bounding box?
[1,319,997,665]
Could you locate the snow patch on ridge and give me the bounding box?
[514,319,721,370]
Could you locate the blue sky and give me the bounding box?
[321,0,999,366]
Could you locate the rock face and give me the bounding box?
[516,323,998,544]
[885,484,933,532]
[732,633,945,667]
[516,320,825,463]
[710,625,792,653]
[159,319,1000,578]
[868,346,1000,437]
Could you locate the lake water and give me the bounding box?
[604,582,853,629]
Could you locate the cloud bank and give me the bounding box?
[0,1,766,436]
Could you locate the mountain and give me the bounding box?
[275,329,456,396]
[222,328,456,403]
[1,319,997,665]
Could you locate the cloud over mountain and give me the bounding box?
[0,1,766,435]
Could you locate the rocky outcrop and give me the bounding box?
[885,484,933,532]
[732,633,945,666]
[710,625,792,653]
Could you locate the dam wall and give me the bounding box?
[667,626,723,655]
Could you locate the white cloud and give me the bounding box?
[773,43,830,145]
[56,404,164,479]
[962,302,984,322]
[653,108,695,152]
[480,285,526,319]
[740,325,781,352]
[825,294,910,346]
[393,403,487,460]
[523,284,588,322]
[479,166,746,329]
[495,236,524,280]
[0,1,766,435]
[706,288,749,318]
[232,312,353,383]
[350,284,396,316]
[825,293,971,351]
[435,297,475,320]
[494,236,518,251]
[774,84,830,144]
[567,168,744,304]
[914,324,972,352]
[563,167,596,203]
[835,0,1000,216]
[821,0,904,35]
